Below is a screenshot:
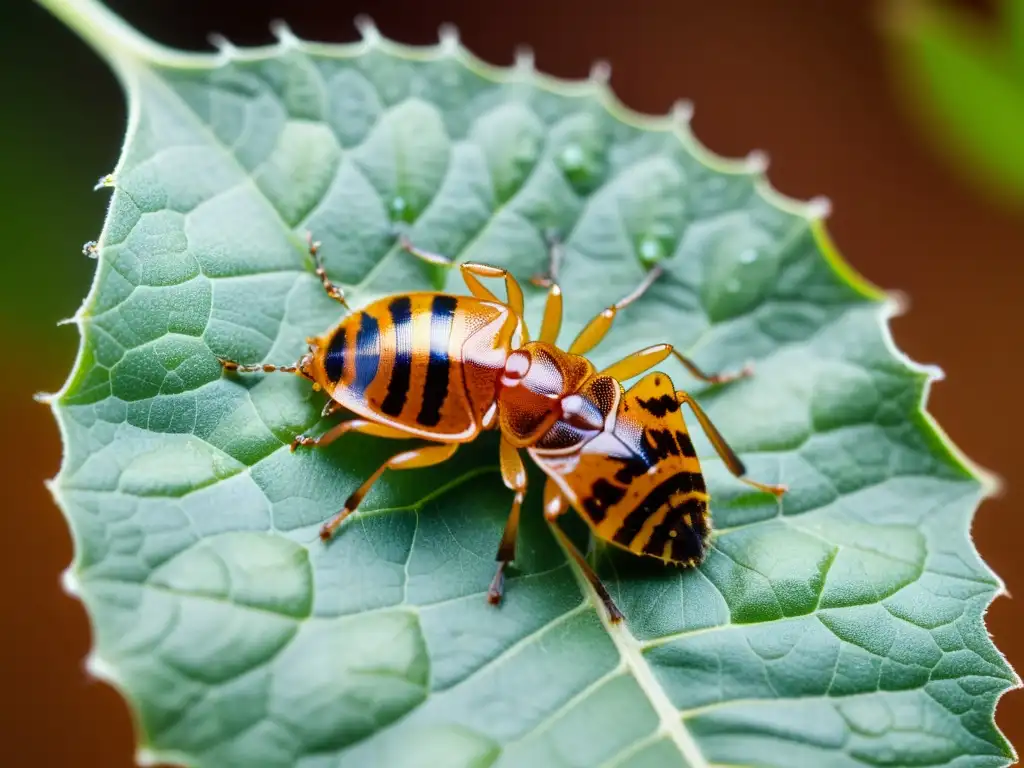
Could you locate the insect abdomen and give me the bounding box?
[602,465,710,564]
[318,292,509,438]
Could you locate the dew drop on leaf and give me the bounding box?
[558,144,585,171]
[638,236,664,265]
[390,195,408,221]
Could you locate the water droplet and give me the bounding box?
[726,278,741,293]
[638,237,664,265]
[558,144,585,171]
[556,138,605,194]
[82,241,98,259]
[739,248,758,264]
[390,196,407,218]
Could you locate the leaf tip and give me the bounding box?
[978,465,1007,500]
[33,390,56,405]
[84,652,118,685]
[514,44,535,74]
[354,14,381,45]
[269,19,300,49]
[438,22,460,54]
[590,59,612,85]
[93,173,115,191]
[745,149,770,174]
[60,566,80,597]
[884,288,912,318]
[135,747,166,767]
[806,194,833,220]
[671,99,695,126]
[207,31,237,60]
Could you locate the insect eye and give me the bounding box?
[560,394,604,431]
[503,351,531,380]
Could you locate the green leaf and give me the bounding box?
[1004,0,1024,66]
[883,0,1024,205]
[43,0,1018,765]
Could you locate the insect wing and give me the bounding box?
[535,372,711,565]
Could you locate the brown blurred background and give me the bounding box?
[2,0,1021,765]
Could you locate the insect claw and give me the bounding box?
[529,273,553,288]
[487,563,506,605]
[715,361,755,384]
[305,231,321,256]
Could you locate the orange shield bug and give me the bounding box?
[219,233,786,621]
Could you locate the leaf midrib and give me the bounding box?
[556,536,709,767]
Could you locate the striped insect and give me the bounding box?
[219,234,787,621]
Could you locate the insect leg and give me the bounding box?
[218,357,312,381]
[397,235,458,268]
[542,479,624,623]
[306,232,349,309]
[536,284,563,344]
[290,417,412,452]
[538,283,563,344]
[536,235,564,343]
[529,229,565,288]
[319,443,460,541]
[568,265,664,355]
[398,235,528,326]
[398,236,500,302]
[489,438,528,605]
[599,344,751,384]
[676,390,788,497]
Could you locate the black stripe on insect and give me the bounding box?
[382,297,413,416]
[417,295,458,427]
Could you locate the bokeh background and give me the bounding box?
[2,0,1021,765]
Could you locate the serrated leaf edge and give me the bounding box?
[36,0,1019,764]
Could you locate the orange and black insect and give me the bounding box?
[219,233,787,621]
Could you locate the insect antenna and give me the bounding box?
[305,231,350,310]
